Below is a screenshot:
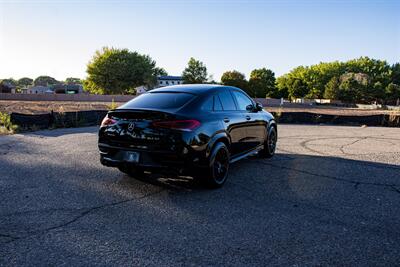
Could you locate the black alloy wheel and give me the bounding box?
[203,142,230,188]
[260,126,277,158]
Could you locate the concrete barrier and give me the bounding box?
[10,110,399,131]
[272,112,400,127]
[11,110,108,130]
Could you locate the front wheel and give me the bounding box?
[200,142,230,188]
[259,126,277,158]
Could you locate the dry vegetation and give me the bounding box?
[266,106,398,116]
[0,101,125,114]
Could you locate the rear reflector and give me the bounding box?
[152,120,200,131]
[101,116,117,127]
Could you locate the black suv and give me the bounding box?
[99,84,277,188]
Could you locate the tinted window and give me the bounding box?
[119,92,194,109]
[232,91,253,111]
[213,96,223,111]
[201,96,213,111]
[218,91,236,110]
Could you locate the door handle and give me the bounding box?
[246,115,251,121]
[223,117,230,123]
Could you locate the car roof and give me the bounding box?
[149,84,232,95]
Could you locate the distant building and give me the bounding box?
[53,84,83,94]
[157,76,183,88]
[25,86,53,94]
[135,85,148,95]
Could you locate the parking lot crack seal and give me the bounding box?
[258,161,399,190]
[339,138,366,155]
[391,186,400,194]
[0,189,165,244]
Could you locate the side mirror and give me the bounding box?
[256,102,263,111]
[246,104,254,112]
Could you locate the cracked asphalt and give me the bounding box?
[1,125,400,266]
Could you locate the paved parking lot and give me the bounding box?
[1,125,399,266]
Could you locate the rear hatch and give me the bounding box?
[100,109,182,152]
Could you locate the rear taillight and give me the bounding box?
[101,116,117,127]
[152,120,201,131]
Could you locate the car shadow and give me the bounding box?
[25,126,98,138]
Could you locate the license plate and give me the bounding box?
[124,151,139,163]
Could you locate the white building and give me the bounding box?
[157,76,183,88]
[135,85,148,95]
[24,86,53,94]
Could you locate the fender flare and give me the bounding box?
[206,132,231,158]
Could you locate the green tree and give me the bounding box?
[65,77,82,84]
[220,70,248,90]
[370,81,386,103]
[273,75,289,99]
[324,76,340,100]
[346,57,391,86]
[182,57,208,84]
[17,77,33,88]
[248,68,276,98]
[85,47,162,94]
[289,79,309,99]
[276,66,310,100]
[0,78,17,86]
[34,76,59,86]
[391,63,400,85]
[276,57,400,103]
[385,83,400,103]
[154,67,168,77]
[338,77,364,103]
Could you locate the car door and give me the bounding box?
[215,89,248,157]
[231,90,266,150]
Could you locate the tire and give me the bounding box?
[259,126,277,158]
[201,142,230,188]
[118,165,144,177]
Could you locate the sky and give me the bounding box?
[0,0,399,82]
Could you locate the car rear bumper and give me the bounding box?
[98,143,203,173]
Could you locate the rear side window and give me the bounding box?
[213,95,223,111]
[201,96,213,111]
[232,91,253,111]
[119,92,195,109]
[218,91,237,110]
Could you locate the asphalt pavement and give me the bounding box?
[1,125,399,266]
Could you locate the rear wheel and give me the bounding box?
[259,126,277,158]
[200,142,230,188]
[118,165,144,177]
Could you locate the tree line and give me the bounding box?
[0,76,82,92]
[186,56,400,104]
[276,57,400,104]
[2,47,399,104]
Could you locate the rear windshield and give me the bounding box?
[119,92,195,109]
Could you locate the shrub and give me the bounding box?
[107,98,118,110]
[0,112,18,134]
